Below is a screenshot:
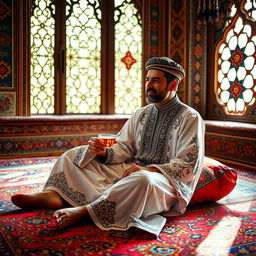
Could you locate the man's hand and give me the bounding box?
[122,165,160,178]
[88,137,107,158]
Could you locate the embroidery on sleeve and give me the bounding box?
[73,145,88,166]
[105,148,114,163]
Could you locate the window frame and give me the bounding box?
[29,0,143,115]
[207,0,256,123]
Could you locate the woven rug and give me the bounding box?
[0,157,256,256]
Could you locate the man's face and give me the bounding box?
[145,69,169,104]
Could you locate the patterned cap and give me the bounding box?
[145,57,186,81]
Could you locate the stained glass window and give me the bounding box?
[30,0,55,114]
[215,1,256,115]
[115,0,142,114]
[66,0,101,113]
[30,0,142,115]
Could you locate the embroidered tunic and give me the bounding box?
[44,96,205,236]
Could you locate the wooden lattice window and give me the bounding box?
[215,1,256,115]
[30,0,142,115]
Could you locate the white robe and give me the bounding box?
[44,96,205,236]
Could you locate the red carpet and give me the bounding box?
[0,157,256,255]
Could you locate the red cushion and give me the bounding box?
[190,157,237,205]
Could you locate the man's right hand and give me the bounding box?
[88,137,107,157]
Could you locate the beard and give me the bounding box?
[146,88,167,103]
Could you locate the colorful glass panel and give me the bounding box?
[30,0,55,114]
[215,2,256,115]
[66,0,101,113]
[114,0,142,114]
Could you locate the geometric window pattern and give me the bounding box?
[215,2,256,115]
[66,0,101,113]
[30,0,55,114]
[115,0,142,114]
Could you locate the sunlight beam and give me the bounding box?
[196,216,241,255]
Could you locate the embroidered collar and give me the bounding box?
[153,95,181,113]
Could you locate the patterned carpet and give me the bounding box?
[0,157,256,256]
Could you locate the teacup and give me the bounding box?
[98,134,117,147]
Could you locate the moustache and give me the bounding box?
[146,88,157,93]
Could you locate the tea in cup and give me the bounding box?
[98,134,117,147]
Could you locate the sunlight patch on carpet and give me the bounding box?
[196,216,241,255]
[225,201,252,213]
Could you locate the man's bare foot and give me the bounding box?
[11,190,63,209]
[53,206,88,228]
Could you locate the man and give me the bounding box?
[11,57,205,236]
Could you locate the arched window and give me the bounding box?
[30,0,142,115]
[215,0,256,115]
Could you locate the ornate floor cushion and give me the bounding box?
[190,156,237,205]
